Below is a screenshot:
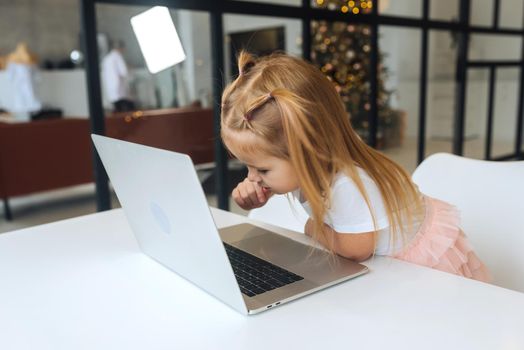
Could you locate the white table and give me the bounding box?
[1,208,523,350]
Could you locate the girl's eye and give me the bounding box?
[258,169,268,174]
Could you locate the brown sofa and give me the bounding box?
[0,108,215,220]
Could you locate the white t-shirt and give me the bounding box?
[293,169,423,255]
[101,49,129,103]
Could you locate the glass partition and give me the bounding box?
[223,14,302,81]
[309,20,373,143]
[491,68,520,157]
[378,0,421,18]
[500,0,524,29]
[469,34,521,61]
[96,5,213,112]
[378,26,421,173]
[470,0,495,27]
[463,68,490,159]
[95,4,216,207]
[425,30,458,158]
[430,0,459,22]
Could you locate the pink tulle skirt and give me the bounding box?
[394,196,491,283]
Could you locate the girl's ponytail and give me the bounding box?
[221,51,257,114]
[270,88,340,248]
[237,51,256,77]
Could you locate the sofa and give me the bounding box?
[0,107,215,220]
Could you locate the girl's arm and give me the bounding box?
[304,219,374,262]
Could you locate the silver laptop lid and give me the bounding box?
[92,134,247,314]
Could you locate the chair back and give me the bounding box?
[412,153,524,292]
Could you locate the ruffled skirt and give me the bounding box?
[394,196,491,283]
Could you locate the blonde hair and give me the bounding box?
[221,51,421,252]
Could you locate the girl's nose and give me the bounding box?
[247,168,260,182]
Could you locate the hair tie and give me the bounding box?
[243,92,274,122]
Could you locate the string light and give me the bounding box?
[316,0,373,14]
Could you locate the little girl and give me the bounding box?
[220,51,490,282]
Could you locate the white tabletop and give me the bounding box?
[0,208,523,350]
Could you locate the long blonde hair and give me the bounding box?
[221,51,421,252]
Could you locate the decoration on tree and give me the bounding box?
[311,0,403,148]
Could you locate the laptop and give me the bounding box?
[92,134,368,315]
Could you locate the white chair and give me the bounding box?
[412,153,524,292]
[248,194,309,234]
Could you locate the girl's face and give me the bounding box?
[233,149,299,195]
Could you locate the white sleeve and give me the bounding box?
[115,53,128,78]
[325,174,390,234]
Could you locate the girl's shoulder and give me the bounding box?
[332,168,378,192]
[330,169,385,209]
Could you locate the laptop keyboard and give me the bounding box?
[224,243,304,297]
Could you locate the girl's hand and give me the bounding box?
[232,177,272,210]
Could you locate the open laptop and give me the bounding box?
[92,134,368,315]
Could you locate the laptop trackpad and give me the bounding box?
[232,230,330,271]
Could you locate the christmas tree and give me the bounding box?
[311,0,403,148]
